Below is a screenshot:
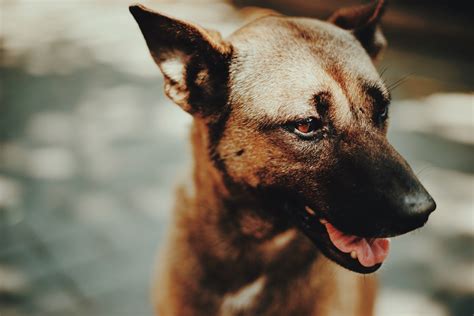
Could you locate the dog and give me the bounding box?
[130,1,436,315]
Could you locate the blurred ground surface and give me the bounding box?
[0,1,473,316]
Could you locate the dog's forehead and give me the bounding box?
[227,16,383,126]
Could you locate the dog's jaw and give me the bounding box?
[284,203,384,274]
[305,205,390,267]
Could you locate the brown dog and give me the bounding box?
[130,1,436,315]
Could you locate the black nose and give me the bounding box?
[400,191,436,227]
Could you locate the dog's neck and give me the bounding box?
[181,119,320,290]
[190,118,287,237]
[190,118,230,210]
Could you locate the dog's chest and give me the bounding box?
[219,276,266,316]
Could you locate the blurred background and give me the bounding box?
[0,0,472,315]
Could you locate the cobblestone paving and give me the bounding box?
[0,1,473,316]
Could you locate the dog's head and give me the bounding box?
[130,0,436,274]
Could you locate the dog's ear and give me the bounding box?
[328,0,387,61]
[130,4,231,115]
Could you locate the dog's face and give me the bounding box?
[131,0,436,274]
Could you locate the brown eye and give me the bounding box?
[292,117,321,138]
[296,122,312,133]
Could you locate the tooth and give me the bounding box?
[350,251,357,259]
[305,206,316,216]
[319,218,328,224]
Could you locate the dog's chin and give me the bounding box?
[287,204,388,274]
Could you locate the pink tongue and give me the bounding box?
[325,222,390,268]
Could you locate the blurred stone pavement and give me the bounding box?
[0,1,472,315]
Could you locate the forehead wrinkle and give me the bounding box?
[235,100,319,130]
[262,105,316,127]
[320,68,353,127]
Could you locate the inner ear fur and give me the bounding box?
[328,0,387,61]
[130,4,232,115]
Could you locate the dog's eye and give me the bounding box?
[379,105,389,121]
[292,117,321,138]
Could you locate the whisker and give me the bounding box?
[387,73,414,92]
[388,79,408,92]
[379,65,389,78]
[416,165,434,180]
[378,66,390,87]
[388,75,410,89]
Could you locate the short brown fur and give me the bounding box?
[130,1,435,315]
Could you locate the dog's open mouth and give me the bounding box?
[321,217,390,268]
[287,203,392,274]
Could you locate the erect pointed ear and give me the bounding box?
[130,4,232,116]
[328,0,387,61]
